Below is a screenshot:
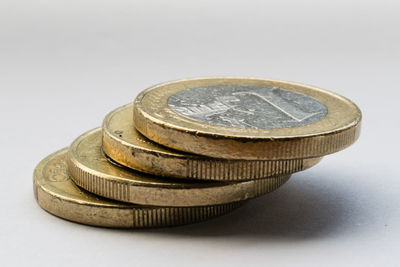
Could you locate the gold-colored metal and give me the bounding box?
[68,128,291,207]
[33,148,243,228]
[103,103,322,181]
[133,77,361,160]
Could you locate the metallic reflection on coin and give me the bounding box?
[168,85,327,129]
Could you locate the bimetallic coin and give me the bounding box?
[133,77,361,160]
[103,104,322,181]
[33,149,243,228]
[68,128,291,207]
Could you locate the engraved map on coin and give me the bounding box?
[168,85,328,129]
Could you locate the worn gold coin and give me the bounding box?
[133,77,361,160]
[103,103,322,181]
[68,128,291,207]
[34,148,243,228]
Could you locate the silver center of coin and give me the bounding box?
[167,85,328,129]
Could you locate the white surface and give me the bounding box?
[1,1,399,266]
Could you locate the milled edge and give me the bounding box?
[186,159,302,181]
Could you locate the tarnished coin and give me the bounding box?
[34,148,243,228]
[133,77,361,160]
[103,104,322,181]
[68,128,291,207]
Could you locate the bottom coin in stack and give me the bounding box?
[33,148,244,228]
[67,128,291,207]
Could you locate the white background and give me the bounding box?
[1,0,399,266]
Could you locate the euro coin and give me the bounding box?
[68,128,291,207]
[103,103,322,181]
[133,77,361,160]
[34,148,243,228]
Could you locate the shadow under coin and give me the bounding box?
[144,173,363,241]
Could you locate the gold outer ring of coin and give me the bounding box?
[34,148,244,228]
[133,77,362,160]
[103,103,322,181]
[68,128,291,207]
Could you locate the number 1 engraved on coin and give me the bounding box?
[168,85,328,129]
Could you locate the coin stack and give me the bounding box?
[34,77,361,228]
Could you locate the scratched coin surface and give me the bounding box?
[34,148,243,228]
[68,128,291,207]
[103,103,322,181]
[134,77,362,160]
